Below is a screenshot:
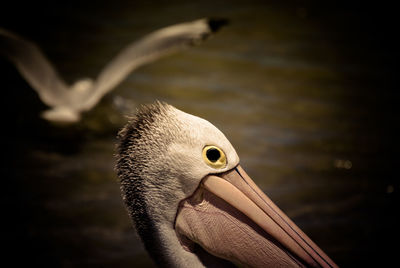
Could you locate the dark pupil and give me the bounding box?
[206,148,221,162]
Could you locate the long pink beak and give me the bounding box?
[175,165,338,267]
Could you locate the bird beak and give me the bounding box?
[175,165,338,267]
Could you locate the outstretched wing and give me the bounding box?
[0,28,70,108]
[81,18,228,111]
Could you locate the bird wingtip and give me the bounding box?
[207,18,230,33]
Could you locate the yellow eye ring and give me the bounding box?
[202,145,227,169]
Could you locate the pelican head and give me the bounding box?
[116,102,337,267]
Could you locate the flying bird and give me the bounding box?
[0,18,227,123]
[116,102,338,268]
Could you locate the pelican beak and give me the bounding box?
[175,165,338,267]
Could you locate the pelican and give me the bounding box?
[0,18,227,123]
[116,102,338,267]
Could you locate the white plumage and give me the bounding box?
[0,18,227,122]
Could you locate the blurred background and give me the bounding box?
[0,0,397,267]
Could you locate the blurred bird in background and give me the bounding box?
[0,18,227,123]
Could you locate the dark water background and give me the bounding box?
[1,1,397,267]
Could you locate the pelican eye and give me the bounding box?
[202,145,226,169]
